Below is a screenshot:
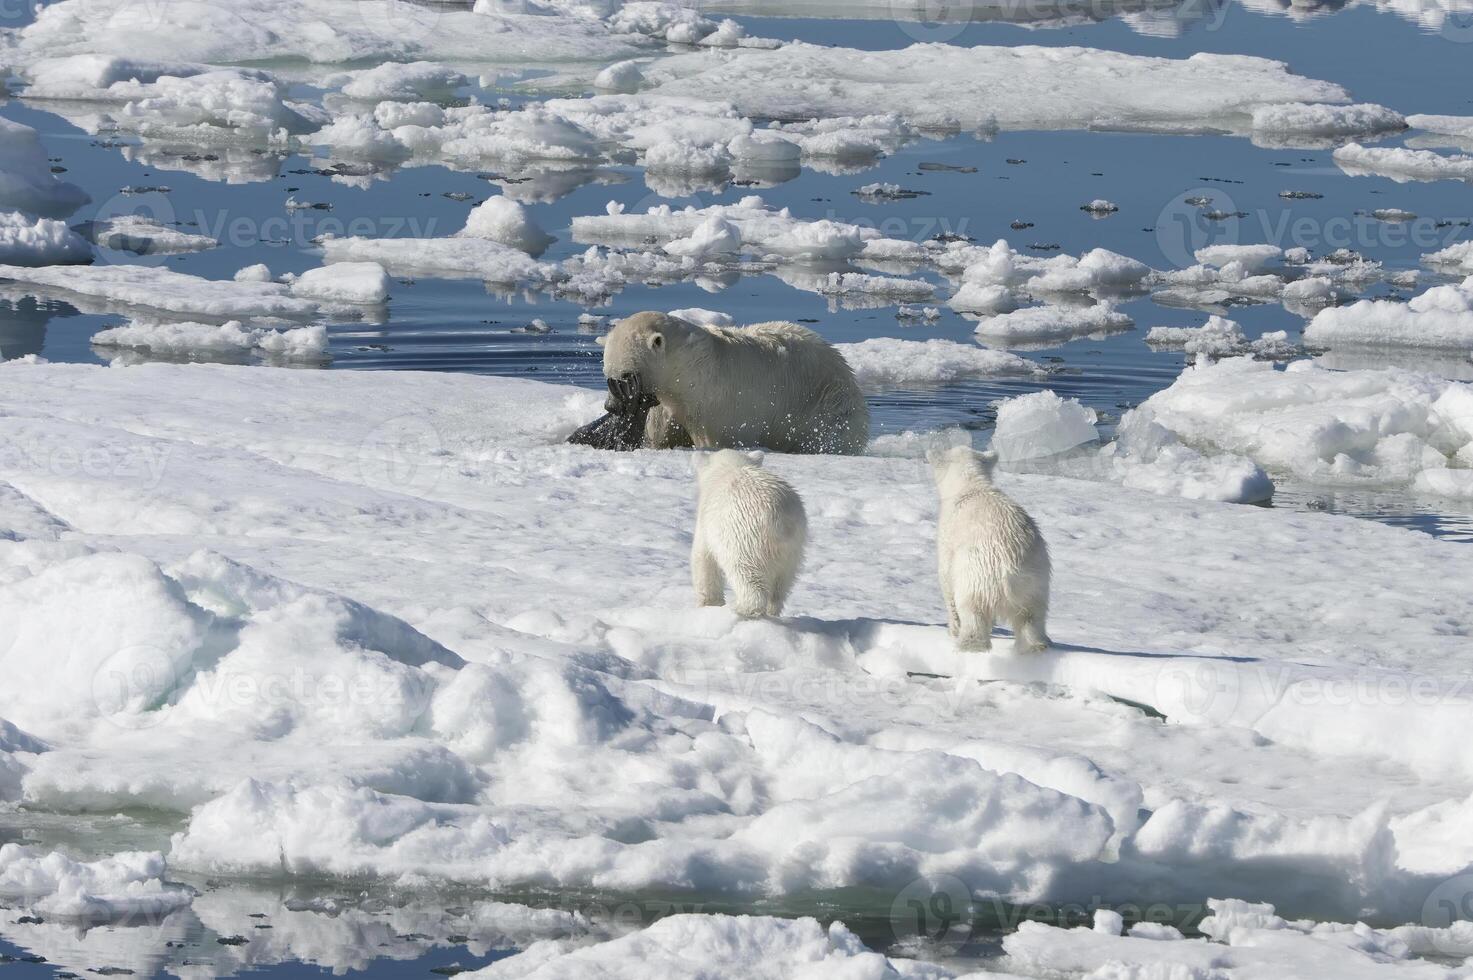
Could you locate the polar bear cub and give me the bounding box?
[692,450,807,618]
[929,445,1051,652]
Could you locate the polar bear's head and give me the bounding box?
[927,445,998,496]
[597,312,704,412]
[695,448,765,484]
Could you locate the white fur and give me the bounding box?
[600,311,869,454]
[691,450,807,618]
[929,446,1051,652]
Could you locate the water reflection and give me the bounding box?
[0,297,81,361]
[0,884,586,979]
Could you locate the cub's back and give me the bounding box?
[945,482,1045,568]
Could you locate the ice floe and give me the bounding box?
[836,338,1044,386]
[1306,276,1473,351]
[73,214,218,255]
[640,43,1350,133]
[1424,241,1473,275]
[1146,316,1299,359]
[0,263,376,320]
[991,389,1099,461]
[90,320,331,361]
[1334,143,1473,182]
[21,57,320,145]
[1249,101,1406,146]
[6,0,650,68]
[972,302,1134,348]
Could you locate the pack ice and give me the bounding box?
[2,361,1473,979]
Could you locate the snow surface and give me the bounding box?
[3,363,1473,957]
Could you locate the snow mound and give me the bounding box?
[1147,316,1299,359]
[459,197,555,256]
[1126,356,1473,491]
[0,844,192,919]
[0,211,91,266]
[1106,410,1275,504]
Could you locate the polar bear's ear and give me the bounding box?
[647,331,664,351]
[594,335,607,346]
[975,449,999,476]
[744,450,765,466]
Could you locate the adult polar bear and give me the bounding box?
[592,312,869,454]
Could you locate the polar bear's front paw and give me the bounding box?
[956,634,992,652]
[696,593,726,608]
